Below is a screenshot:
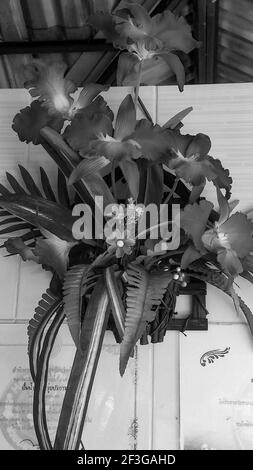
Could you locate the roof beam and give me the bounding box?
[0,40,115,55]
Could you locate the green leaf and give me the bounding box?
[68,156,115,207]
[0,194,76,242]
[105,267,125,341]
[120,264,172,375]
[6,172,26,194]
[163,107,193,130]
[40,167,57,202]
[181,200,213,251]
[57,169,70,208]
[54,278,110,450]
[12,100,64,145]
[18,165,43,197]
[238,295,253,337]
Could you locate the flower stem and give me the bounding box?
[111,160,117,201]
[134,60,142,110]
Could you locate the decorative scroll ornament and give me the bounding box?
[200,347,230,367]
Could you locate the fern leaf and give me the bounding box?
[63,264,91,347]
[120,264,172,375]
[28,289,63,381]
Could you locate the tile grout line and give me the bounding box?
[13,255,21,323]
[178,332,183,450]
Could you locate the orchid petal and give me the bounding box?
[216,186,230,226]
[205,156,232,199]
[217,249,243,277]
[88,139,141,162]
[115,94,136,140]
[23,60,76,116]
[64,111,113,153]
[75,84,110,111]
[117,52,140,86]
[220,213,253,258]
[158,52,185,92]
[186,133,211,158]
[115,2,152,40]
[151,10,200,53]
[129,120,170,161]
[181,200,214,251]
[88,12,125,45]
[242,254,253,273]
[68,156,111,185]
[181,245,202,269]
[12,100,64,145]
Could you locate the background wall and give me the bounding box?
[0,84,253,450]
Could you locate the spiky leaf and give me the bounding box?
[27,289,63,381]
[120,264,172,375]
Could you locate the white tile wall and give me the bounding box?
[0,85,252,449]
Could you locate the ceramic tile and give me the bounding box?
[0,326,148,450]
[0,242,19,320]
[180,323,253,450]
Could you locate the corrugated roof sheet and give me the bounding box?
[0,0,205,88]
[217,0,253,83]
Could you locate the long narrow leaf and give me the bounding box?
[63,264,90,346]
[0,195,76,241]
[57,169,70,208]
[105,267,125,341]
[18,165,43,197]
[6,172,27,194]
[54,278,110,450]
[28,289,63,381]
[163,107,193,129]
[40,167,57,202]
[33,306,65,449]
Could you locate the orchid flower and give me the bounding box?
[106,230,135,258]
[201,188,253,277]
[23,59,110,119]
[164,130,232,200]
[89,3,200,90]
[66,94,172,199]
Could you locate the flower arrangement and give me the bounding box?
[1,3,253,450]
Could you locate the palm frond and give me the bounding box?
[0,165,72,244]
[120,264,172,375]
[28,289,63,381]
